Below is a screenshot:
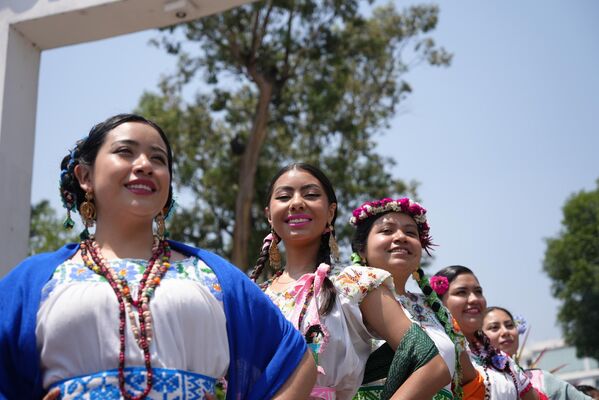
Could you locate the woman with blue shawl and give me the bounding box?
[0,114,315,399]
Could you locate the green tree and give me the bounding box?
[138,0,451,269]
[29,200,78,255]
[543,180,599,360]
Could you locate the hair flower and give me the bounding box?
[514,314,528,335]
[430,276,449,296]
[491,354,508,370]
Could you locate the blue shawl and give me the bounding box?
[0,241,306,399]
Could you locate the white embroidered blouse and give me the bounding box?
[36,256,229,398]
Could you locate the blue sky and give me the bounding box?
[33,1,599,348]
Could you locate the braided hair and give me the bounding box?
[351,209,465,398]
[59,114,175,235]
[250,162,337,316]
[435,265,520,397]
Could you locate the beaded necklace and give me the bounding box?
[471,334,521,400]
[80,236,171,400]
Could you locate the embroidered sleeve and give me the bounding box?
[332,265,394,304]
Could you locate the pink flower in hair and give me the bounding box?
[430,276,449,296]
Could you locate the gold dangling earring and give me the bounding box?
[328,224,340,263]
[269,231,281,270]
[155,211,166,240]
[79,191,96,228]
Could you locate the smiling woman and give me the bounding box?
[251,164,451,400]
[0,114,317,400]
[482,306,591,400]
[350,198,478,400]
[434,266,539,400]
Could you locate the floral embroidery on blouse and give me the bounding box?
[331,266,392,304]
[41,257,223,304]
[399,292,439,326]
[399,292,467,352]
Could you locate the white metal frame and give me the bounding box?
[0,0,250,275]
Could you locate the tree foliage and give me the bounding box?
[138,0,451,269]
[29,200,78,255]
[543,180,599,360]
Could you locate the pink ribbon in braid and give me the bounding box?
[262,233,276,252]
[290,263,331,375]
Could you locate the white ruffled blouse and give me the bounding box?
[470,349,531,399]
[265,265,393,400]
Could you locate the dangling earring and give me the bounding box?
[80,191,96,227]
[62,191,76,230]
[79,191,96,240]
[327,224,340,263]
[155,211,166,240]
[269,231,281,270]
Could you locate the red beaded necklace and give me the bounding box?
[80,236,171,400]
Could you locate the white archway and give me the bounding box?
[0,0,250,275]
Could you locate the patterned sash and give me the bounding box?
[50,367,216,399]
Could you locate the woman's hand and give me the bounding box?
[521,386,540,400]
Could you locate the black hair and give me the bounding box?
[350,212,379,257]
[59,113,174,225]
[250,162,337,315]
[576,385,599,397]
[484,306,515,322]
[433,265,476,287]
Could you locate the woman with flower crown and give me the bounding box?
[433,265,539,400]
[250,163,450,400]
[349,197,484,400]
[0,114,317,400]
[482,307,591,400]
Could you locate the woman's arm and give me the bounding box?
[361,285,451,398]
[272,349,317,400]
[389,354,450,400]
[360,284,411,348]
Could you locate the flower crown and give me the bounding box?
[350,197,433,251]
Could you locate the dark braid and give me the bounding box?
[249,233,276,283]
[316,231,335,316]
[472,330,519,397]
[412,267,464,399]
[59,140,84,230]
